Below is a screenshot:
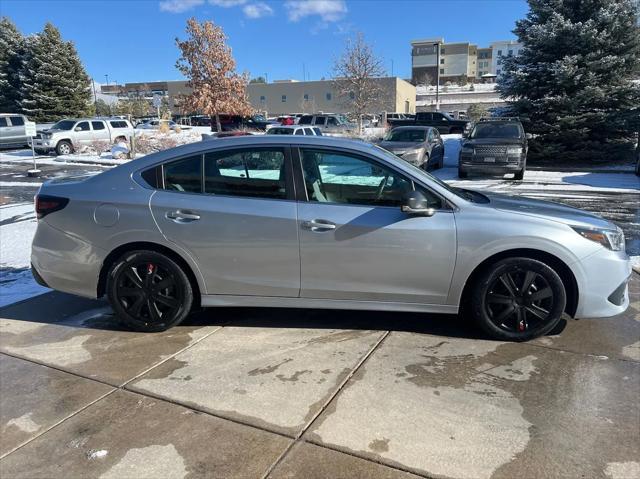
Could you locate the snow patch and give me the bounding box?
[6,412,41,433]
[88,449,109,460]
[100,444,187,479]
[604,461,640,479]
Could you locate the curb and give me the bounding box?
[527,166,635,174]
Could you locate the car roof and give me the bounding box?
[0,113,26,117]
[269,125,305,129]
[390,126,432,131]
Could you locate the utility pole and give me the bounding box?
[92,79,98,112]
[303,63,306,82]
[435,42,440,111]
[104,74,109,86]
[391,59,394,77]
[264,72,268,84]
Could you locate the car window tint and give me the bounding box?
[298,116,312,125]
[294,129,304,135]
[164,155,202,193]
[313,128,322,136]
[204,148,286,200]
[0,118,8,127]
[314,116,326,126]
[304,128,313,135]
[110,121,127,128]
[91,121,105,130]
[299,149,441,208]
[76,122,90,131]
[10,116,24,126]
[327,117,338,126]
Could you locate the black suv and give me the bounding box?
[458,118,529,180]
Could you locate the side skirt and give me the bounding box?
[200,294,459,314]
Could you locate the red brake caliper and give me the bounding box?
[518,318,526,331]
[147,263,155,275]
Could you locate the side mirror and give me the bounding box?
[525,133,533,139]
[74,126,82,132]
[401,190,436,216]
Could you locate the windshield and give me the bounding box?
[383,129,426,142]
[50,120,76,130]
[252,115,266,122]
[268,128,293,135]
[336,115,349,124]
[470,122,522,139]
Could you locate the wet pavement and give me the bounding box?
[1,276,638,479]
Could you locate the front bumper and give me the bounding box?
[459,158,523,174]
[573,247,632,318]
[32,138,55,150]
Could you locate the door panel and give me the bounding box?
[295,147,457,303]
[149,147,300,297]
[298,203,456,303]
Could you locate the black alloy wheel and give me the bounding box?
[471,257,566,341]
[107,250,193,332]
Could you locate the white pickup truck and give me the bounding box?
[33,117,134,155]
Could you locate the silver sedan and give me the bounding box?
[377,126,444,170]
[31,136,631,341]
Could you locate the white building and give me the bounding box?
[490,41,524,77]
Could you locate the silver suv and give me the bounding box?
[33,117,134,155]
[298,114,355,134]
[0,113,30,149]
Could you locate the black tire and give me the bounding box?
[513,168,525,181]
[55,140,73,156]
[34,148,47,155]
[420,153,430,170]
[438,154,444,169]
[106,250,194,332]
[470,257,566,341]
[458,167,468,178]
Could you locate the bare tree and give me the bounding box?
[176,18,252,132]
[332,32,386,132]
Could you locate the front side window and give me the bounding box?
[298,115,312,125]
[10,116,24,126]
[164,155,202,193]
[91,121,106,130]
[76,121,90,131]
[314,116,326,126]
[204,148,287,200]
[299,148,440,208]
[327,117,338,126]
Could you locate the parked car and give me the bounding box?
[388,111,469,134]
[266,125,323,136]
[201,131,254,140]
[31,136,630,342]
[213,114,278,132]
[385,113,413,121]
[458,118,529,180]
[298,114,355,134]
[377,126,444,170]
[0,113,30,149]
[137,119,180,130]
[33,118,134,155]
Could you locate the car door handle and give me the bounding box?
[302,219,336,232]
[166,210,201,223]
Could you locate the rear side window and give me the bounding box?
[304,128,314,135]
[164,155,202,193]
[92,121,105,130]
[204,148,287,200]
[10,116,24,126]
[298,116,312,125]
[0,118,7,127]
[141,166,161,188]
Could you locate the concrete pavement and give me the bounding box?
[1,276,638,479]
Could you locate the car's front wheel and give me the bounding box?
[106,250,193,332]
[55,140,73,156]
[470,257,566,341]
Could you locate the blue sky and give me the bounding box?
[3,0,529,84]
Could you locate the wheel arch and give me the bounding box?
[460,248,579,317]
[97,241,202,308]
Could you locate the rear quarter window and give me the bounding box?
[110,121,128,128]
[0,118,8,127]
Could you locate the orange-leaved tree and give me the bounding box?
[176,18,252,132]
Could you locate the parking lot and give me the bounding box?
[1,141,639,478]
[0,275,638,479]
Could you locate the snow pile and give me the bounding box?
[0,203,49,307]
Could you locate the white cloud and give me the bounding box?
[209,0,247,6]
[284,0,347,22]
[243,2,274,18]
[159,0,204,13]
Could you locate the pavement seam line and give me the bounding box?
[259,329,392,479]
[0,388,118,460]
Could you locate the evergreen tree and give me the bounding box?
[498,0,640,162]
[20,23,92,122]
[0,17,25,113]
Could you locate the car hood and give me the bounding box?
[482,191,613,229]
[379,141,425,152]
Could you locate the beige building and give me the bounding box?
[247,77,416,116]
[411,38,478,85]
[102,77,415,117]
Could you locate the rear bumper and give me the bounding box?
[573,248,632,318]
[31,220,106,299]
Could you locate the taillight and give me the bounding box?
[35,195,69,219]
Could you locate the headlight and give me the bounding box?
[506,146,522,155]
[403,147,423,157]
[571,225,625,251]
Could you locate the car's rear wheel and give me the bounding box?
[470,257,566,341]
[106,250,193,332]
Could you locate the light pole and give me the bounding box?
[434,42,440,111]
[104,74,109,86]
